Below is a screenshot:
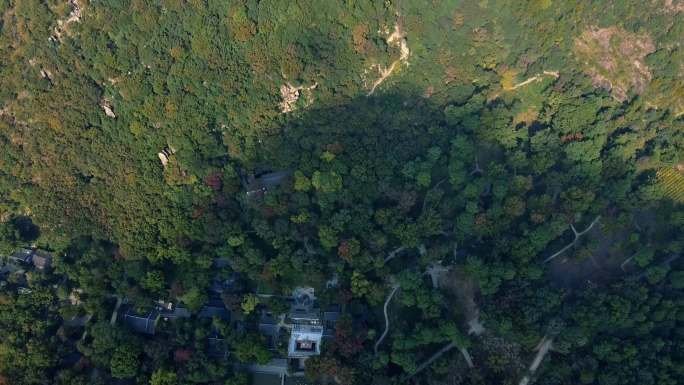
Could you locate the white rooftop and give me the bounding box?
[288,324,323,358]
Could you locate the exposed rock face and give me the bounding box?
[157,145,176,169]
[574,26,655,102]
[40,69,54,81]
[158,152,169,168]
[51,0,83,42]
[100,100,116,118]
[69,289,84,306]
[467,317,486,336]
[279,82,317,113]
[664,0,684,13]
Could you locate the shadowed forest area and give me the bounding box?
[0,1,683,385]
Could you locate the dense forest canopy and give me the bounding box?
[0,1,683,385]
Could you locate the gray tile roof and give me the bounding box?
[244,358,288,375]
[198,300,230,320]
[207,336,229,359]
[245,171,292,195]
[32,251,52,270]
[122,307,160,335]
[160,306,191,320]
[9,248,33,263]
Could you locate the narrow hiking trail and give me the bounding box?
[367,23,410,96]
[374,284,400,355]
[505,71,559,91]
[518,337,554,385]
[544,216,601,263]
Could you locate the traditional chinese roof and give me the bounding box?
[288,324,323,358]
[288,287,320,322]
[121,306,160,335]
[245,171,292,196]
[31,250,52,270]
[160,306,191,321]
[9,248,33,263]
[198,299,230,320]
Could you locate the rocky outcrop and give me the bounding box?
[279,82,317,113]
[574,26,655,101]
[157,146,176,169]
[51,0,83,42]
[100,99,116,118]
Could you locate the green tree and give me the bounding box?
[294,170,312,191]
[180,287,208,313]
[351,271,371,298]
[141,271,166,294]
[312,171,343,193]
[150,369,177,385]
[241,294,259,315]
[318,225,339,250]
[233,335,272,364]
[110,344,140,379]
[225,372,249,385]
[0,220,19,255]
[668,271,684,289]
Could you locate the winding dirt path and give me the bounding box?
[544,215,601,263]
[367,24,410,96]
[403,341,474,381]
[383,246,406,264]
[374,284,400,355]
[505,71,559,91]
[518,336,554,385]
[109,296,122,325]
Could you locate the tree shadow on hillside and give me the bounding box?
[225,88,623,383]
[547,226,628,289]
[12,216,40,243]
